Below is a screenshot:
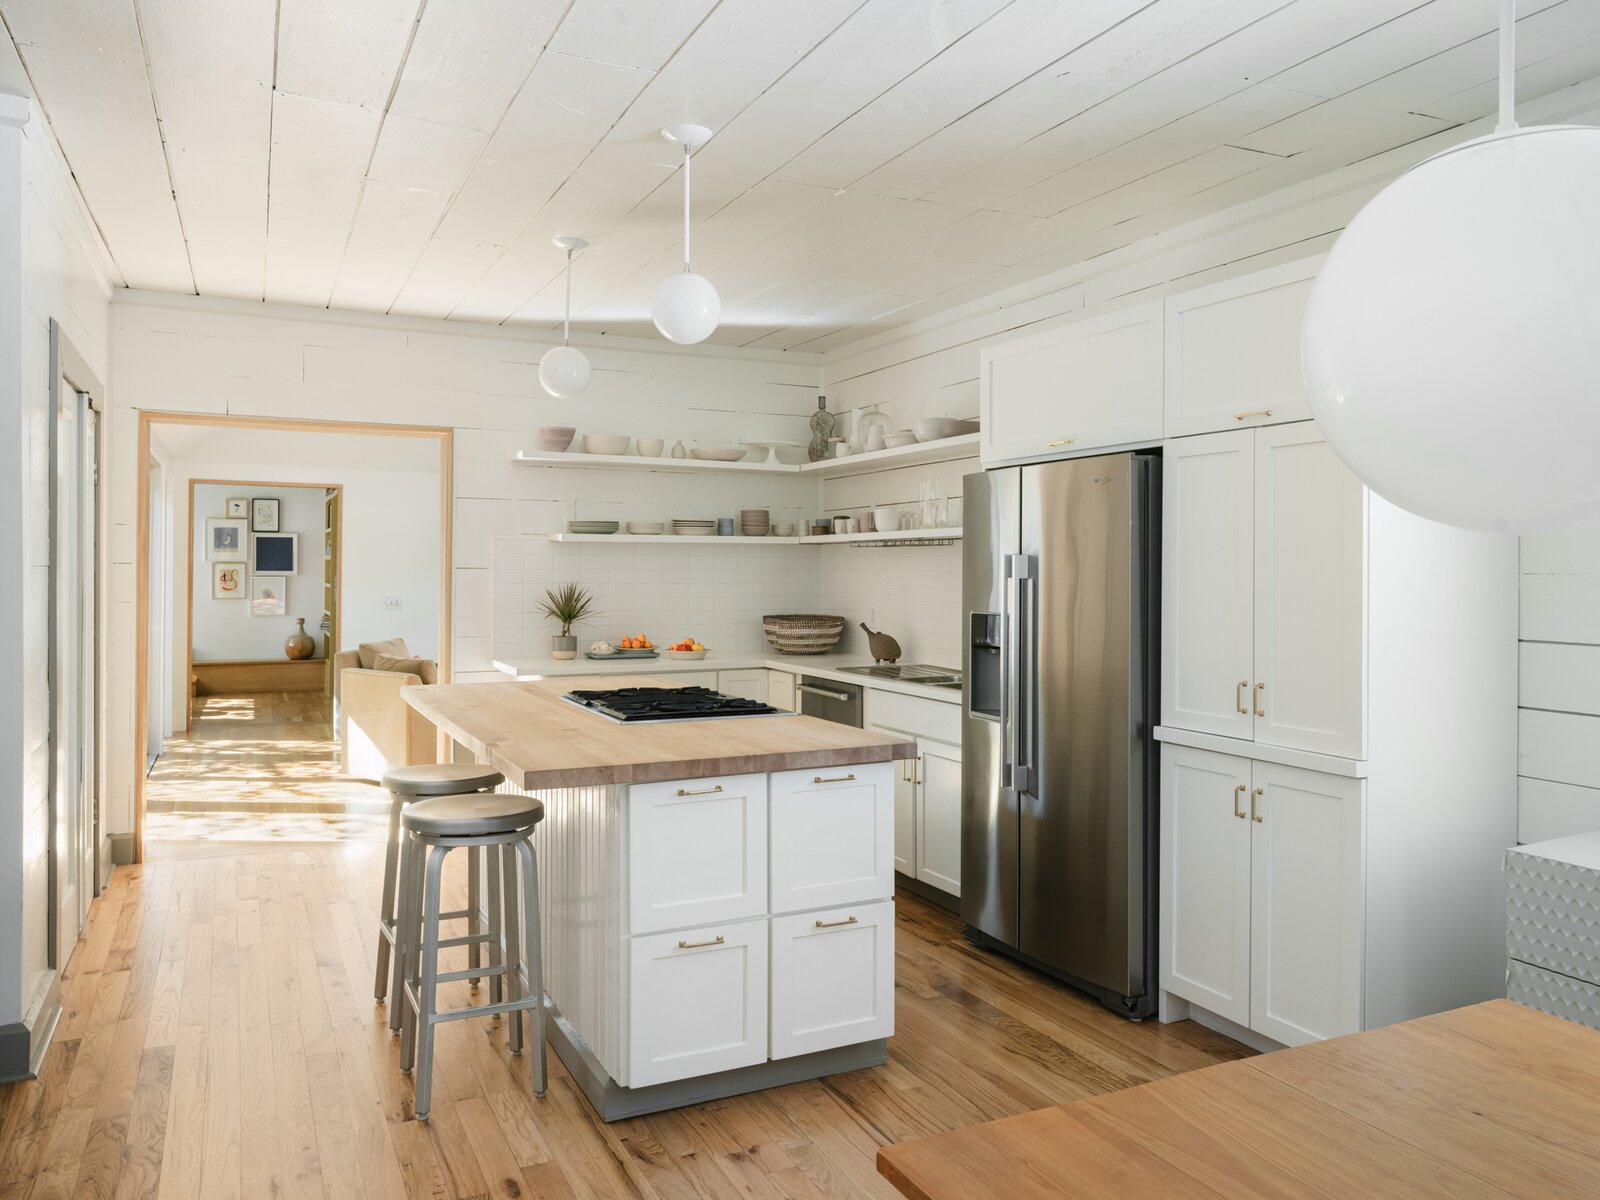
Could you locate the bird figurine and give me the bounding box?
[860,623,902,664]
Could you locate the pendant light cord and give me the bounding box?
[682,142,692,274]
[562,247,573,346]
[1497,0,1517,132]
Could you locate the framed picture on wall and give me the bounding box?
[226,497,249,519]
[249,574,287,617]
[252,532,298,575]
[251,497,281,531]
[205,517,248,562]
[211,562,245,599]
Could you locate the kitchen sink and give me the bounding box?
[839,664,962,689]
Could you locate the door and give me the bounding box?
[916,741,962,897]
[1161,430,1255,739]
[1159,746,1251,1025]
[769,765,893,914]
[1253,424,1367,758]
[767,671,796,712]
[49,383,98,965]
[961,468,1020,944]
[769,900,895,1059]
[1018,454,1152,998]
[1163,257,1320,437]
[717,670,767,704]
[871,726,916,877]
[980,302,1164,466]
[1248,763,1364,1046]
[627,774,767,935]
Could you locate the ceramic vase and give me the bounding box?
[285,618,315,661]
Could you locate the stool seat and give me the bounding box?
[403,792,545,837]
[382,763,504,796]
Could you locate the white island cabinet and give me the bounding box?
[403,675,911,1121]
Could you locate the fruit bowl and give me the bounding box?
[665,648,708,660]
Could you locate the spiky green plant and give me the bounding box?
[539,582,598,635]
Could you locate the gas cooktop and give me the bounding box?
[562,686,785,724]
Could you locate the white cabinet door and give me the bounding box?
[770,900,895,1060]
[627,774,767,935]
[915,741,962,897]
[717,669,768,703]
[1253,424,1367,759]
[1164,257,1321,437]
[1248,763,1364,1047]
[980,301,1164,466]
[769,764,894,914]
[767,670,796,712]
[653,671,719,687]
[1161,430,1256,740]
[869,726,917,877]
[1160,745,1251,1026]
[627,919,768,1087]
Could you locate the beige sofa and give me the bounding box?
[335,638,440,780]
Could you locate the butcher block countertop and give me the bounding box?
[403,675,915,790]
[877,1000,1600,1200]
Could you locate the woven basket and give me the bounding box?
[762,614,846,655]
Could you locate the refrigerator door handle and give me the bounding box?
[1001,554,1018,790]
[1012,556,1036,794]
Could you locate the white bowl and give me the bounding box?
[772,523,796,537]
[884,430,918,448]
[665,648,709,660]
[636,437,664,457]
[689,447,748,462]
[583,434,631,455]
[874,506,900,532]
[626,522,664,535]
[914,418,973,442]
[538,425,576,452]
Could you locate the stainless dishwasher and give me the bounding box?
[797,676,863,726]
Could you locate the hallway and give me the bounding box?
[144,691,386,857]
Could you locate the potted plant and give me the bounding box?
[539,582,596,660]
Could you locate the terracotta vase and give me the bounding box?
[285,618,315,661]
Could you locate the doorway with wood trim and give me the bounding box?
[135,414,452,862]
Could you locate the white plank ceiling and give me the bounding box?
[3,0,1598,350]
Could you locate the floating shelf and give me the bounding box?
[546,529,962,547]
[800,529,963,546]
[513,432,979,478]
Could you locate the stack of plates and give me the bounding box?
[740,508,770,537]
[671,519,716,537]
[568,520,619,535]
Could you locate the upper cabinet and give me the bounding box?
[980,301,1164,467]
[1163,257,1322,438]
[1162,422,1367,760]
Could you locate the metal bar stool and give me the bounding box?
[375,763,504,1033]
[396,791,546,1121]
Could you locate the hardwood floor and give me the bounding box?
[145,691,387,855]
[0,838,1250,1200]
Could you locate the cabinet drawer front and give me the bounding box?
[770,900,895,1059]
[627,919,769,1088]
[770,764,894,913]
[1506,959,1600,1033]
[866,689,960,744]
[628,774,767,935]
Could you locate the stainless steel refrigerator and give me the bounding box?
[961,452,1160,1018]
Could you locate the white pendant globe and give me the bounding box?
[538,344,590,399]
[652,271,721,345]
[1302,124,1600,534]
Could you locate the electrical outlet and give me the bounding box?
[383,596,403,610]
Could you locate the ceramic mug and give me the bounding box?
[873,506,899,533]
[832,516,855,535]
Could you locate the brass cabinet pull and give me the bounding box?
[1047,437,1075,447]
[1253,682,1266,717]
[1233,784,1247,820]
[1235,680,1249,715]
[813,773,857,784]
[1233,409,1273,421]
[815,916,859,929]
[676,935,726,949]
[913,757,922,786]
[676,785,724,797]
[1251,787,1264,823]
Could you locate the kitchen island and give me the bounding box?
[403,675,916,1120]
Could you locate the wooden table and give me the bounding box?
[878,1000,1600,1199]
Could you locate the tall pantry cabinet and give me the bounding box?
[1153,262,1519,1049]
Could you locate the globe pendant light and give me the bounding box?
[1302,0,1600,534]
[539,236,591,399]
[652,124,721,345]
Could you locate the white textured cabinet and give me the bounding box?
[717,670,768,704]
[628,774,768,935]
[1163,257,1320,437]
[770,900,895,1060]
[915,743,961,896]
[980,301,1164,467]
[1160,745,1363,1047]
[628,919,769,1087]
[1161,422,1366,758]
[770,765,893,914]
[767,670,796,712]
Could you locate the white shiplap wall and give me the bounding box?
[0,77,113,1032]
[1519,517,1600,842]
